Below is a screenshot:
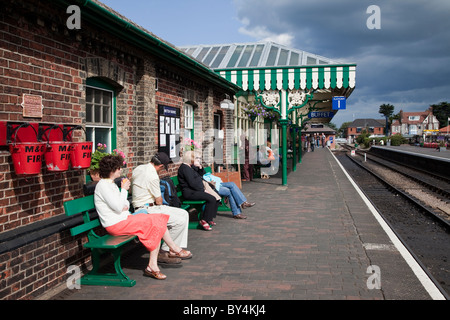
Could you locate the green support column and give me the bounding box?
[298,132,303,164]
[292,126,297,172]
[280,119,288,186]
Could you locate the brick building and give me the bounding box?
[344,118,385,141]
[0,0,238,299]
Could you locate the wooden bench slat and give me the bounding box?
[182,200,206,205]
[70,219,101,237]
[84,234,137,249]
[63,195,95,216]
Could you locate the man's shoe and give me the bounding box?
[241,202,256,209]
[233,214,247,219]
[158,251,182,268]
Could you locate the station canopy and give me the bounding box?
[179,41,356,123]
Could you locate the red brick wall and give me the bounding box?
[0,1,91,236]
[0,0,234,300]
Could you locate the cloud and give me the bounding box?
[233,0,450,125]
[238,17,294,46]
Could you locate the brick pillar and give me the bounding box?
[135,59,157,165]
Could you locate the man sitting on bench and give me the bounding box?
[131,152,192,266]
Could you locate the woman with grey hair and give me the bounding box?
[177,151,218,231]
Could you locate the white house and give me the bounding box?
[391,108,440,137]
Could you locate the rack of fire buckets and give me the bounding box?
[1,122,93,177]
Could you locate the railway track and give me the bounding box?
[334,147,450,299]
[340,145,450,224]
[352,153,450,227]
[357,150,450,198]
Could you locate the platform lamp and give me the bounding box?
[220,94,234,110]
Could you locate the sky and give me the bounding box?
[99,0,450,127]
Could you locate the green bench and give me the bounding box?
[64,195,137,287]
[171,166,231,229]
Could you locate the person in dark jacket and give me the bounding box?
[177,151,218,231]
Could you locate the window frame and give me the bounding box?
[85,78,117,153]
[184,103,194,140]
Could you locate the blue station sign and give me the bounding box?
[309,111,335,118]
[332,96,346,110]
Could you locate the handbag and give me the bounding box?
[202,180,221,201]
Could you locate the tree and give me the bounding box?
[339,122,352,137]
[430,102,450,127]
[326,122,338,131]
[379,104,395,135]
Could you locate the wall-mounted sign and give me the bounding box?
[21,94,43,118]
[158,105,180,159]
[309,111,335,118]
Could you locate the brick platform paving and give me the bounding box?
[48,147,434,301]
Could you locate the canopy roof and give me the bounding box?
[179,41,345,69]
[179,41,356,93]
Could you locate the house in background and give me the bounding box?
[344,119,385,142]
[391,108,440,139]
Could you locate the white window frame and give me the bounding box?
[184,103,194,140]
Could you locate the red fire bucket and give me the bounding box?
[45,141,73,172]
[9,124,46,176]
[9,143,46,176]
[70,141,93,169]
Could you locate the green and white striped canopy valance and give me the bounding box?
[216,65,356,92]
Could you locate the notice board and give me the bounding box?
[158,105,180,159]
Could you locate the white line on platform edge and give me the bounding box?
[329,148,445,300]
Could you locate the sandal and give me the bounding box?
[208,221,216,226]
[169,248,193,260]
[200,220,212,231]
[143,267,167,280]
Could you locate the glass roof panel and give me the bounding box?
[196,47,210,62]
[266,46,279,66]
[249,44,264,67]
[289,52,299,66]
[277,49,289,66]
[203,46,220,65]
[227,45,244,68]
[306,56,317,65]
[237,45,254,67]
[210,46,230,68]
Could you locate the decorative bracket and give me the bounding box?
[253,90,282,116]
[287,89,314,115]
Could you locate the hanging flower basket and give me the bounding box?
[242,103,280,121]
[183,137,201,151]
[88,143,126,178]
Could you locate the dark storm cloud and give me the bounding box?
[234,0,450,123]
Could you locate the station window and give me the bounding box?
[85,79,116,153]
[184,103,194,140]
